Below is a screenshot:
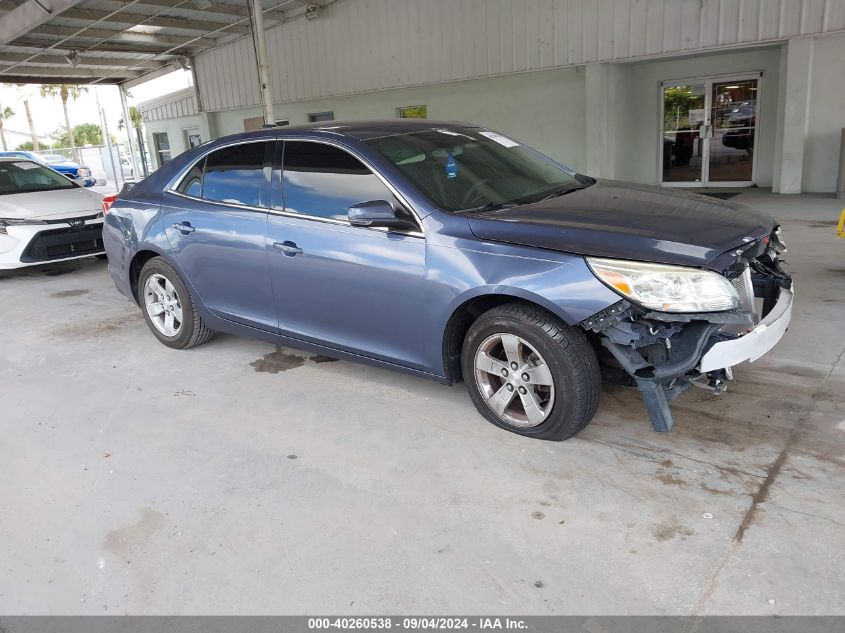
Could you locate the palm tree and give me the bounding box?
[0,105,13,151]
[7,84,40,151]
[40,84,88,161]
[119,104,148,177]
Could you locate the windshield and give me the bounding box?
[0,161,76,195]
[364,127,589,212]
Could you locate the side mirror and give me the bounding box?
[348,200,414,229]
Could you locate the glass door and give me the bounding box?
[661,82,707,185]
[708,79,758,184]
[660,75,759,187]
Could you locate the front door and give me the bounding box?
[160,140,278,330]
[266,140,431,371]
[661,75,760,187]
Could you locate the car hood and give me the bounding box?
[0,187,103,220]
[465,180,774,269]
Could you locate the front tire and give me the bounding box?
[138,257,213,349]
[461,302,600,441]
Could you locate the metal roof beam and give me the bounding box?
[58,7,250,35]
[0,0,85,45]
[135,0,248,18]
[0,51,165,67]
[136,0,288,23]
[1,74,125,84]
[119,61,180,89]
[3,64,142,78]
[27,24,219,48]
[10,37,183,54]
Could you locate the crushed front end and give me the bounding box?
[581,228,793,432]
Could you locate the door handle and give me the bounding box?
[172,221,195,234]
[273,241,303,256]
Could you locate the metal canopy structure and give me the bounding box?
[0,0,313,86]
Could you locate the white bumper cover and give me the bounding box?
[698,285,794,373]
[0,217,104,269]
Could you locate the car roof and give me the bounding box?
[0,155,37,162]
[226,119,482,143]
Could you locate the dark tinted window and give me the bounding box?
[364,128,583,212]
[0,160,75,195]
[176,158,204,197]
[203,142,268,207]
[282,141,401,222]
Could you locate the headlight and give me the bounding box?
[0,218,47,235]
[587,257,739,312]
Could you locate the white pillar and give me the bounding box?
[773,37,814,194]
[248,0,275,126]
[118,85,141,181]
[585,63,615,179]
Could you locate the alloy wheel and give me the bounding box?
[474,333,555,427]
[144,273,183,337]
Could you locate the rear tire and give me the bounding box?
[138,257,213,349]
[461,302,600,441]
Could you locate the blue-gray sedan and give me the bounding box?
[102,121,793,440]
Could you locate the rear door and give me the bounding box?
[160,140,277,331]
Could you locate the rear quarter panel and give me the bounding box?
[103,193,169,301]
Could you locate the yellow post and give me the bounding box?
[838,208,845,238]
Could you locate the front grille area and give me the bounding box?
[42,213,101,225]
[20,224,104,263]
[730,266,756,317]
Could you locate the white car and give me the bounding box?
[0,157,105,269]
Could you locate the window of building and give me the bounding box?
[307,111,335,123]
[152,132,172,166]
[275,119,290,126]
[201,142,268,207]
[184,128,202,148]
[282,141,412,225]
[397,105,427,119]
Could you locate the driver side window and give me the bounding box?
[281,141,416,228]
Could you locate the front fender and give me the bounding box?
[437,251,620,330]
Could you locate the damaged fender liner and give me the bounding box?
[583,303,743,432]
[579,231,792,433]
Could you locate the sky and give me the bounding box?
[0,70,192,150]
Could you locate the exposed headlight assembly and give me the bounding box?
[587,257,740,313]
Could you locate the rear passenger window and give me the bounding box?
[176,158,204,197]
[201,142,268,207]
[282,141,403,222]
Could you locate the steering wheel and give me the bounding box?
[459,178,494,208]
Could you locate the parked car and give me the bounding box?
[722,101,756,151]
[0,157,105,268]
[0,150,96,187]
[103,121,793,440]
[120,157,134,180]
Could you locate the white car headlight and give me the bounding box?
[587,257,740,313]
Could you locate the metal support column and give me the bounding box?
[247,0,275,126]
[118,84,141,182]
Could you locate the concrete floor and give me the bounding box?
[1,191,843,615]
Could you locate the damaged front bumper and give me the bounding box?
[698,285,793,372]
[581,231,793,432]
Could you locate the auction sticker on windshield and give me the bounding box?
[479,131,519,147]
